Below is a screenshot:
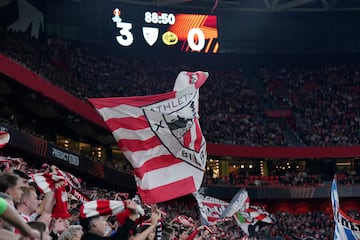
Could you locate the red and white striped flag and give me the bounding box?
[89,71,208,204]
[192,191,229,225]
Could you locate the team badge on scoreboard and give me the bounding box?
[142,27,159,46]
[162,31,178,46]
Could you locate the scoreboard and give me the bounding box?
[107,4,219,54]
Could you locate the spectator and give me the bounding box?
[130,210,161,240]
[16,185,54,227]
[69,208,81,225]
[16,186,40,222]
[49,218,69,240]
[27,221,52,240]
[12,169,31,188]
[177,228,189,240]
[58,225,83,240]
[0,172,23,204]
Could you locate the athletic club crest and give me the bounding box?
[143,71,208,170]
[143,27,159,46]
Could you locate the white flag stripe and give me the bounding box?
[33,174,51,193]
[139,162,203,190]
[188,123,197,150]
[113,127,154,142]
[83,201,99,216]
[98,104,143,121]
[122,145,169,168]
[109,200,125,214]
[109,200,117,212]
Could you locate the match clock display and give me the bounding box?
[110,6,219,54]
[144,11,176,25]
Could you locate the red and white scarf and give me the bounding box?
[79,200,126,219]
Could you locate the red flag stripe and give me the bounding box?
[136,161,204,190]
[118,136,162,152]
[207,216,221,223]
[96,200,110,215]
[134,155,183,178]
[137,176,196,203]
[106,116,149,131]
[122,145,171,169]
[113,127,155,142]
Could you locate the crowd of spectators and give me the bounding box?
[2,27,360,180]
[2,28,360,147]
[257,66,360,146]
[0,27,288,147]
[205,171,322,187]
[0,153,344,239]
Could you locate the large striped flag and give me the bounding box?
[89,71,208,204]
[331,177,360,240]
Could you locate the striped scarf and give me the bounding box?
[79,200,126,219]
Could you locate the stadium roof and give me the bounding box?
[120,0,360,12]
